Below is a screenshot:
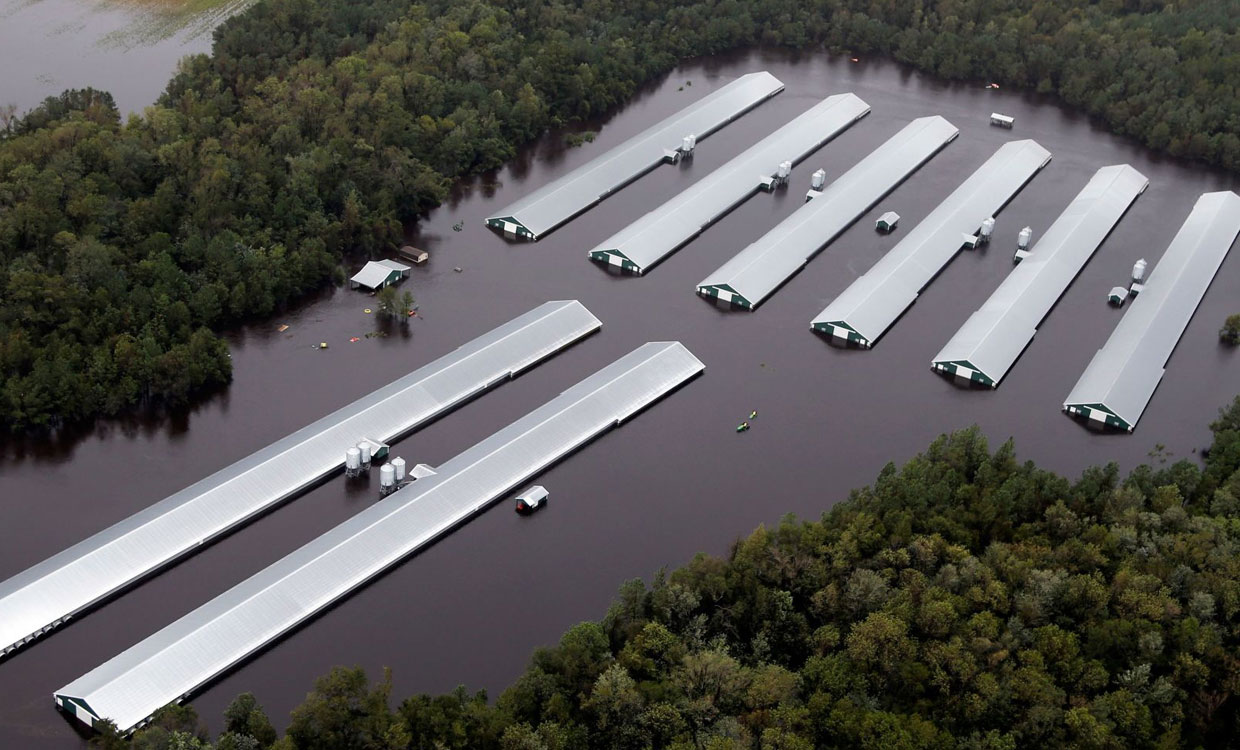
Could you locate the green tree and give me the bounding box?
[1221,313,1240,345]
[375,285,399,319]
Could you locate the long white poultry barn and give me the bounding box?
[0,300,600,658]
[932,164,1149,386]
[810,139,1052,347]
[696,115,959,310]
[485,72,785,240]
[1063,191,1240,431]
[586,92,871,274]
[55,341,704,734]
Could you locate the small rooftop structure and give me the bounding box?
[1064,191,1240,431]
[931,165,1149,387]
[0,301,600,659]
[398,246,429,264]
[486,72,784,240]
[876,212,900,232]
[990,113,1014,128]
[350,259,410,291]
[55,342,704,734]
[811,139,1052,347]
[587,93,870,275]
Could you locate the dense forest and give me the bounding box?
[93,394,1240,749]
[2,0,1239,429]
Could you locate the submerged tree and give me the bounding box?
[375,285,399,319]
[1221,313,1240,345]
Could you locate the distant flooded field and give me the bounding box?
[0,0,252,115]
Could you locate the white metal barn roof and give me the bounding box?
[932,164,1148,386]
[696,116,959,310]
[350,259,410,289]
[810,139,1052,347]
[485,72,784,240]
[55,341,705,733]
[1064,191,1240,431]
[0,301,600,658]
[586,93,871,274]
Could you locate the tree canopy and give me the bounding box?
[108,395,1240,749]
[3,0,1239,431]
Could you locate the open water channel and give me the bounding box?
[0,48,1237,747]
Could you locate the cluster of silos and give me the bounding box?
[346,444,408,496]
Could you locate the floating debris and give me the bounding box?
[749,410,758,419]
[736,421,750,433]
[277,324,289,332]
[349,337,360,343]
[454,266,463,273]
[452,221,464,232]
[850,57,859,63]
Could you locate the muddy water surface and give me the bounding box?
[0,49,1237,747]
[0,0,251,115]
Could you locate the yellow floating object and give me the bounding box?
[363,308,372,314]
[319,342,328,349]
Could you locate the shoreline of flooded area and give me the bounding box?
[1,48,1238,747]
[0,0,252,115]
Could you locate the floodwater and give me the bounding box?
[0,0,251,116]
[1,49,1238,747]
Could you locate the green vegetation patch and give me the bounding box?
[101,395,1240,749]
[3,0,1239,432]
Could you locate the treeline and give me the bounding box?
[4,0,1239,430]
[98,395,1240,749]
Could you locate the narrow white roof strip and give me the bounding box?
[587,93,871,274]
[56,342,705,733]
[0,301,601,657]
[697,116,959,309]
[932,165,1148,386]
[1064,191,1240,431]
[486,72,785,240]
[810,140,1051,347]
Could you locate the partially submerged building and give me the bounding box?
[1063,191,1240,431]
[0,301,601,658]
[696,116,958,310]
[932,164,1148,386]
[55,341,704,733]
[585,93,870,275]
[350,259,410,291]
[810,139,1052,347]
[485,72,785,240]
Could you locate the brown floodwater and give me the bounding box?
[0,0,251,116]
[1,48,1237,747]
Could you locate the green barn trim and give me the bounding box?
[931,360,996,387]
[588,249,642,275]
[697,284,753,310]
[486,217,537,240]
[1064,403,1132,432]
[812,320,871,348]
